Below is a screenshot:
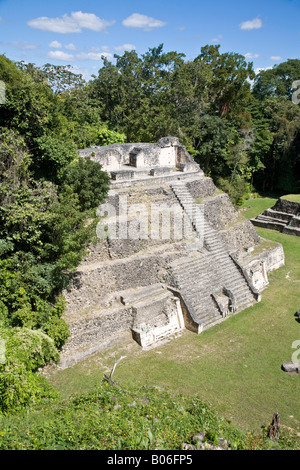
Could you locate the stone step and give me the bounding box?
[184,287,216,298]
[202,317,224,330]
[120,283,165,306]
[174,273,213,284]
[251,218,285,229]
[256,214,288,225]
[174,279,211,290]
[173,260,213,273]
[215,266,241,278]
[231,284,252,295]
[283,226,300,236]
[224,282,251,295]
[206,244,225,253]
[222,272,248,283]
[170,259,211,273]
[195,311,222,327]
[132,290,171,309]
[263,208,294,220]
[235,293,252,304]
[193,303,219,316]
[219,275,247,288]
[173,267,209,278]
[171,181,257,326]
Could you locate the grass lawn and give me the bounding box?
[281,194,300,203]
[240,197,278,220]
[48,198,300,438]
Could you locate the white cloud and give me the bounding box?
[0,41,38,50]
[122,13,166,31]
[28,11,115,34]
[65,43,77,51]
[240,18,262,31]
[87,46,111,53]
[67,65,92,82]
[71,11,114,31]
[255,66,273,74]
[88,46,100,52]
[245,52,260,59]
[115,44,136,52]
[28,15,81,34]
[49,40,62,49]
[48,50,75,61]
[211,34,223,43]
[13,41,38,50]
[270,56,283,61]
[76,51,113,61]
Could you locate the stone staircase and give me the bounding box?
[170,182,258,330]
[170,254,222,330]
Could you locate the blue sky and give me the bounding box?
[0,0,299,80]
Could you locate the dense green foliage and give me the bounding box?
[89,44,299,202]
[0,55,112,412]
[0,324,59,413]
[0,382,297,450]
[0,45,299,416]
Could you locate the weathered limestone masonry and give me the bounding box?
[251,197,300,237]
[59,137,285,368]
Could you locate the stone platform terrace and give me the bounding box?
[251,197,300,237]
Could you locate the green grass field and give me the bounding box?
[240,197,278,219]
[281,194,300,203]
[48,198,300,438]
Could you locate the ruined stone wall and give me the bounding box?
[79,137,196,173]
[85,186,196,260]
[59,306,133,368]
[273,198,300,216]
[68,306,133,350]
[261,244,285,272]
[186,177,217,199]
[129,146,160,168]
[64,249,183,314]
[221,221,261,255]
[202,193,238,230]
[79,143,149,166]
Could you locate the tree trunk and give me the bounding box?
[267,413,280,440]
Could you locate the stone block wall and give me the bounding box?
[64,248,184,315]
[273,198,300,216]
[221,220,261,255]
[202,193,238,231]
[186,177,217,199]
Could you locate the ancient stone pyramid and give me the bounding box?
[60,137,285,368]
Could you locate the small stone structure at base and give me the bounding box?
[119,283,184,348]
[58,137,285,368]
[251,197,300,237]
